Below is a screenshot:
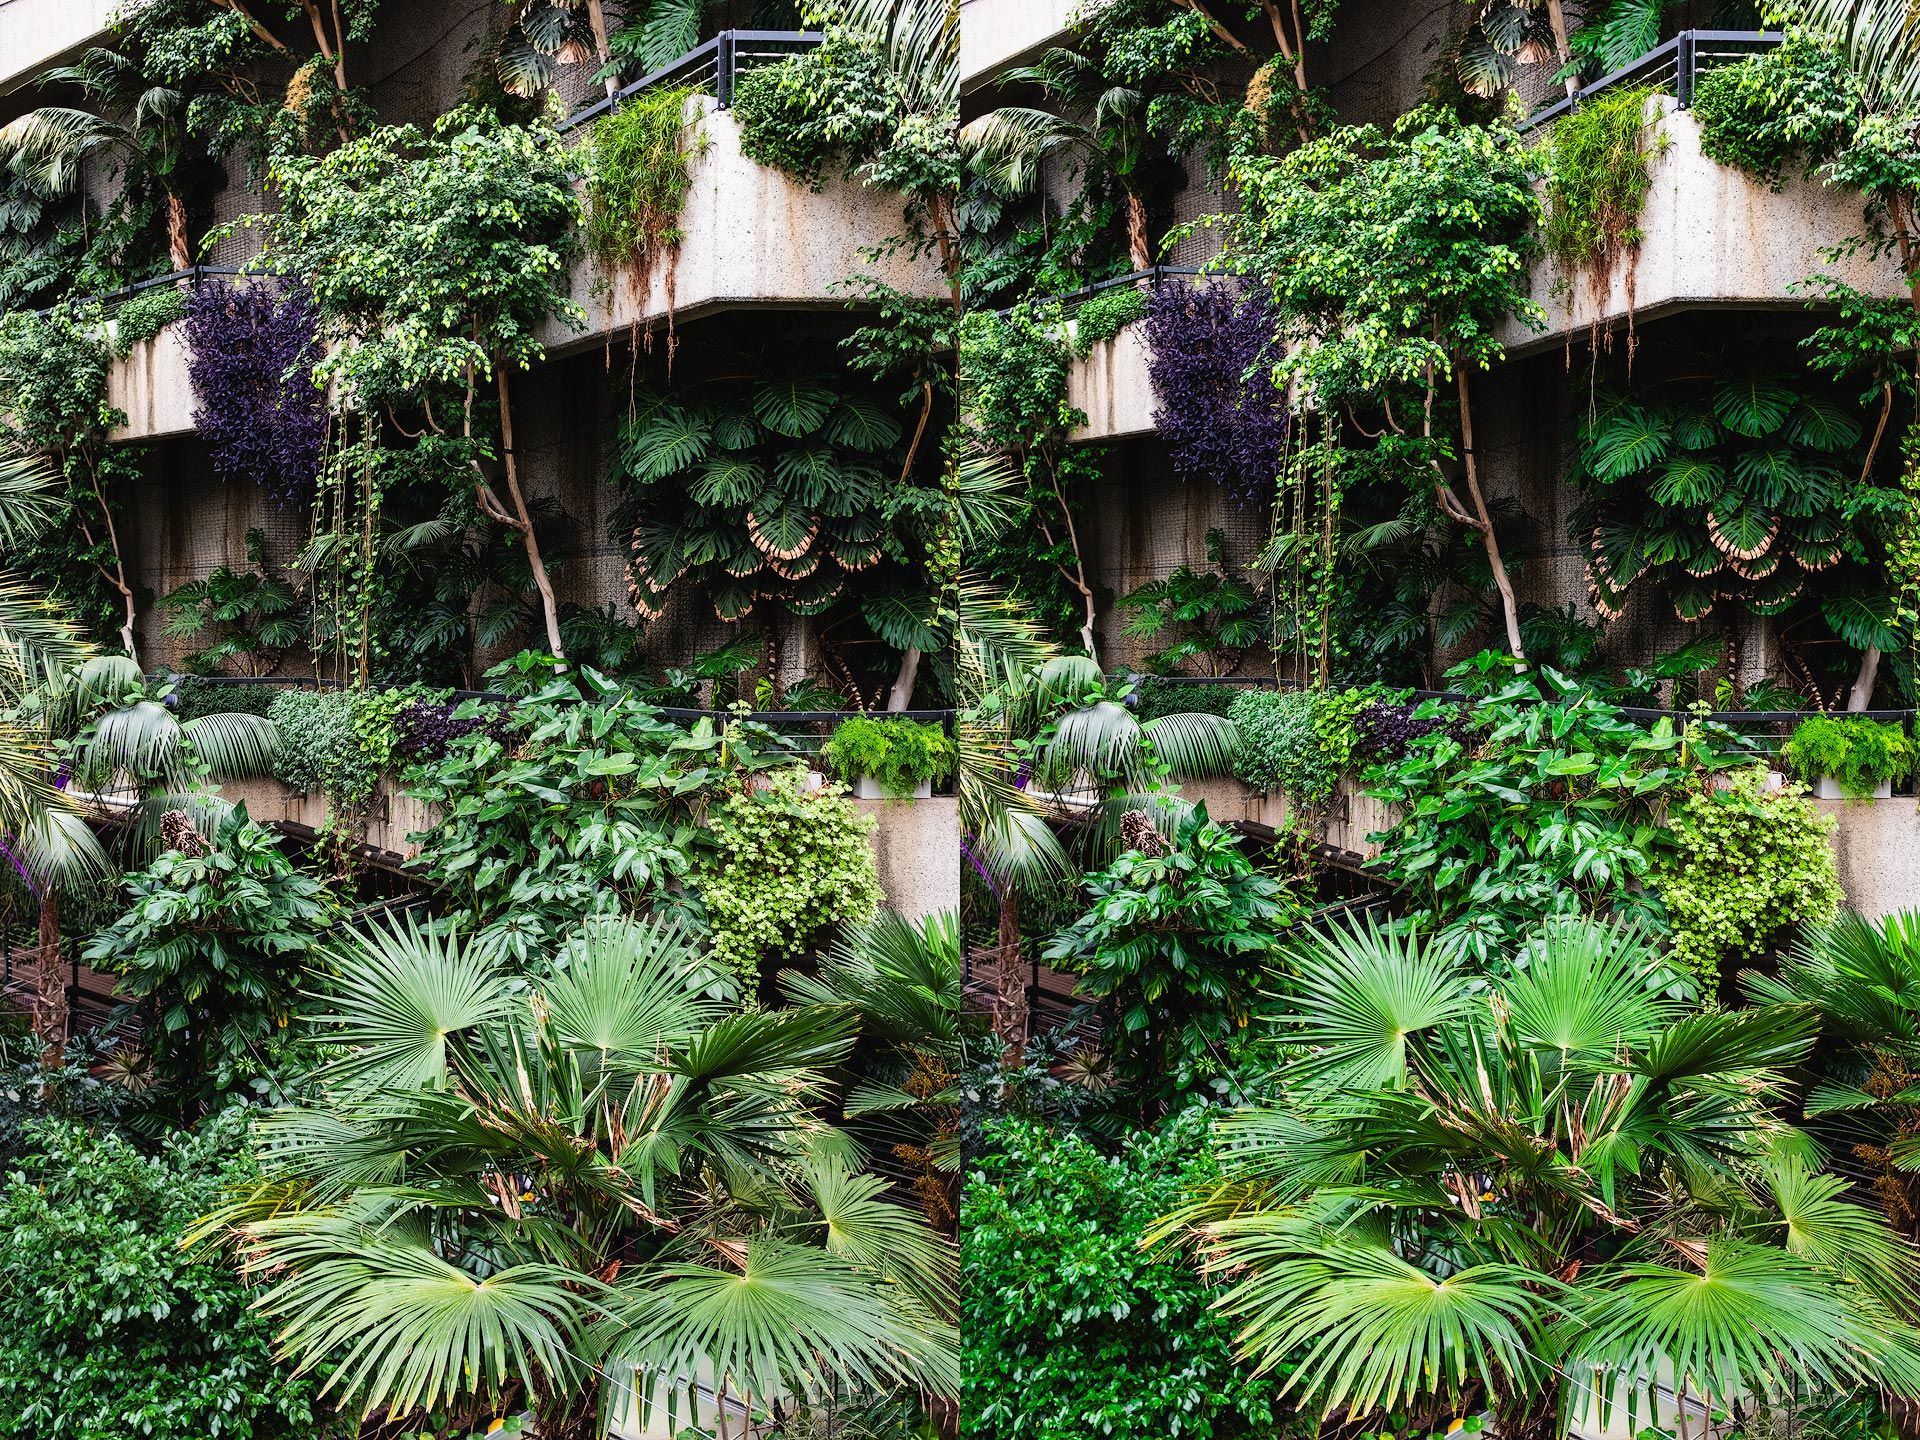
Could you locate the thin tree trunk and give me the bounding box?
[1543,0,1579,98]
[1126,192,1151,271]
[994,886,1028,1064]
[1848,646,1882,712]
[494,365,567,665]
[1456,366,1526,665]
[34,889,65,1067]
[584,0,620,99]
[166,194,191,270]
[886,647,922,711]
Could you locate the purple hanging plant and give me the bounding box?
[184,280,327,506]
[1144,280,1288,506]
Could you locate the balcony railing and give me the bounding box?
[556,29,821,133]
[1518,29,1782,133]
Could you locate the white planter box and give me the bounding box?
[1812,775,1893,801]
[850,774,932,800]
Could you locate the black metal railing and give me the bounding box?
[991,263,1202,319]
[1518,29,1782,133]
[556,29,821,132]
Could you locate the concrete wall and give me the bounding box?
[107,324,197,443]
[1176,774,1397,859]
[0,0,115,97]
[852,795,962,921]
[1814,797,1920,921]
[1501,98,1906,356]
[1066,320,1154,443]
[958,0,1084,95]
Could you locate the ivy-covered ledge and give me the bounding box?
[958,0,1084,95]
[1498,95,1905,357]
[537,95,945,358]
[1065,319,1155,443]
[0,0,116,95]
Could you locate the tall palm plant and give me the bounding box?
[1165,916,1920,1435]
[1794,0,1920,115]
[204,912,959,1439]
[1750,909,1920,1243]
[0,47,202,270]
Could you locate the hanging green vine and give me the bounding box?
[1542,84,1666,287]
[583,84,707,294]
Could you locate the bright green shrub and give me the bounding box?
[0,1113,321,1440]
[962,1111,1282,1440]
[1656,765,1842,984]
[1782,714,1917,798]
[109,285,187,357]
[584,85,704,283]
[698,766,883,982]
[823,715,956,795]
[1692,36,1861,189]
[267,686,408,811]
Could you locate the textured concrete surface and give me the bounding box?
[543,97,944,356]
[1066,319,1155,442]
[0,0,116,97]
[855,794,961,920]
[1501,97,1907,356]
[1171,775,1397,858]
[959,0,1083,94]
[1814,796,1920,920]
[218,776,438,859]
[107,323,198,443]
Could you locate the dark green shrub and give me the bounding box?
[823,715,956,795]
[1043,810,1294,1093]
[962,1111,1283,1440]
[1132,676,1241,722]
[84,810,329,1102]
[1227,686,1361,807]
[1070,284,1147,356]
[171,675,285,723]
[0,1112,322,1439]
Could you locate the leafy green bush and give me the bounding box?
[962,1112,1282,1440]
[1227,686,1361,809]
[1656,765,1842,985]
[699,765,883,983]
[170,675,284,723]
[109,284,187,357]
[1116,533,1265,675]
[84,810,329,1101]
[1692,35,1861,189]
[0,1112,321,1439]
[1132,676,1241,722]
[1044,810,1294,1092]
[406,672,708,965]
[1365,659,1739,965]
[732,31,900,188]
[823,715,956,795]
[1782,714,1917,797]
[1070,284,1147,356]
[267,686,409,812]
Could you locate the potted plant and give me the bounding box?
[822,715,955,799]
[1781,714,1917,800]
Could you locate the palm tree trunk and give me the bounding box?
[584,0,619,99]
[994,886,1028,1063]
[1543,0,1579,99]
[1126,192,1151,271]
[166,193,191,270]
[887,647,922,710]
[33,889,66,1067]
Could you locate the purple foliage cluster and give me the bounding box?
[1353,698,1472,764]
[392,696,513,765]
[1144,280,1288,506]
[184,280,327,505]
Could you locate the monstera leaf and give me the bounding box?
[861,593,941,653]
[1651,454,1722,507]
[623,402,712,481]
[691,455,766,508]
[1585,402,1672,480]
[825,399,904,451]
[1713,377,1796,438]
[1784,399,1862,452]
[1821,594,1902,652]
[753,380,837,438]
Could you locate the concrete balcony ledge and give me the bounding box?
[1499,96,1905,357]
[960,0,1085,94]
[0,0,117,96]
[106,98,941,441]
[540,97,943,356]
[1065,319,1156,443]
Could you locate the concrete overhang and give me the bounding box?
[107,98,943,442]
[0,0,118,98]
[1065,319,1156,444]
[959,0,1083,95]
[1498,96,1906,356]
